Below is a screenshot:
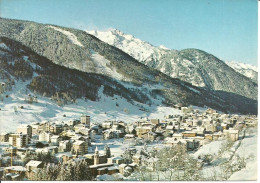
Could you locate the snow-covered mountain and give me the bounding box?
[87,29,170,64]
[87,29,258,99]
[225,61,258,83]
[0,18,257,123]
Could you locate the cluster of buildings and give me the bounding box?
[0,106,257,180]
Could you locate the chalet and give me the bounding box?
[182,131,197,138]
[212,131,224,141]
[30,123,40,135]
[205,123,217,133]
[73,124,89,133]
[151,119,160,125]
[165,125,175,134]
[39,131,52,143]
[55,152,73,163]
[36,146,58,154]
[142,131,158,141]
[166,139,187,149]
[50,135,62,145]
[78,128,91,136]
[58,140,72,152]
[103,130,114,140]
[25,160,44,180]
[124,134,135,140]
[4,166,26,181]
[72,140,88,155]
[205,134,213,141]
[136,126,154,138]
[221,123,228,130]
[90,124,103,135]
[70,134,87,142]
[172,133,183,140]
[50,124,63,135]
[194,127,206,136]
[119,163,135,176]
[89,163,115,177]
[186,139,200,150]
[102,121,113,129]
[107,156,124,165]
[223,129,239,141]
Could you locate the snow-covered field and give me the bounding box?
[0,80,181,133]
[228,129,258,180]
[192,127,258,181]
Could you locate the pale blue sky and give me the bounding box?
[0,0,258,65]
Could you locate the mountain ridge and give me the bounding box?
[0,18,257,115]
[87,29,258,98]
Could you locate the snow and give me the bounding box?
[225,61,258,81]
[158,45,170,50]
[228,129,257,180]
[26,160,42,167]
[23,56,39,71]
[90,52,124,80]
[0,80,182,133]
[193,140,223,158]
[96,173,123,181]
[187,86,201,94]
[86,29,168,63]
[0,43,10,50]
[192,127,257,181]
[5,166,26,171]
[48,25,83,47]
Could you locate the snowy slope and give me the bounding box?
[191,128,257,181]
[0,81,182,133]
[48,25,84,47]
[228,129,257,180]
[86,29,170,63]
[225,61,258,82]
[86,29,258,100]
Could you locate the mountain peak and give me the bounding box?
[86,29,168,62]
[158,45,170,50]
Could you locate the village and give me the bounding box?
[0,105,257,181]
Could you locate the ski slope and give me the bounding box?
[0,81,182,133]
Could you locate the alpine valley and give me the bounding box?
[0,18,258,132]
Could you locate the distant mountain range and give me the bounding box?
[87,29,258,95]
[0,18,257,114]
[225,61,257,82]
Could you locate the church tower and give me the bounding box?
[94,146,100,165]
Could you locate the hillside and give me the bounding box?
[225,61,257,83]
[87,29,257,100]
[0,18,257,115]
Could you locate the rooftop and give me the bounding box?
[26,160,42,167]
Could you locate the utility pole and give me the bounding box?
[10,147,13,166]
